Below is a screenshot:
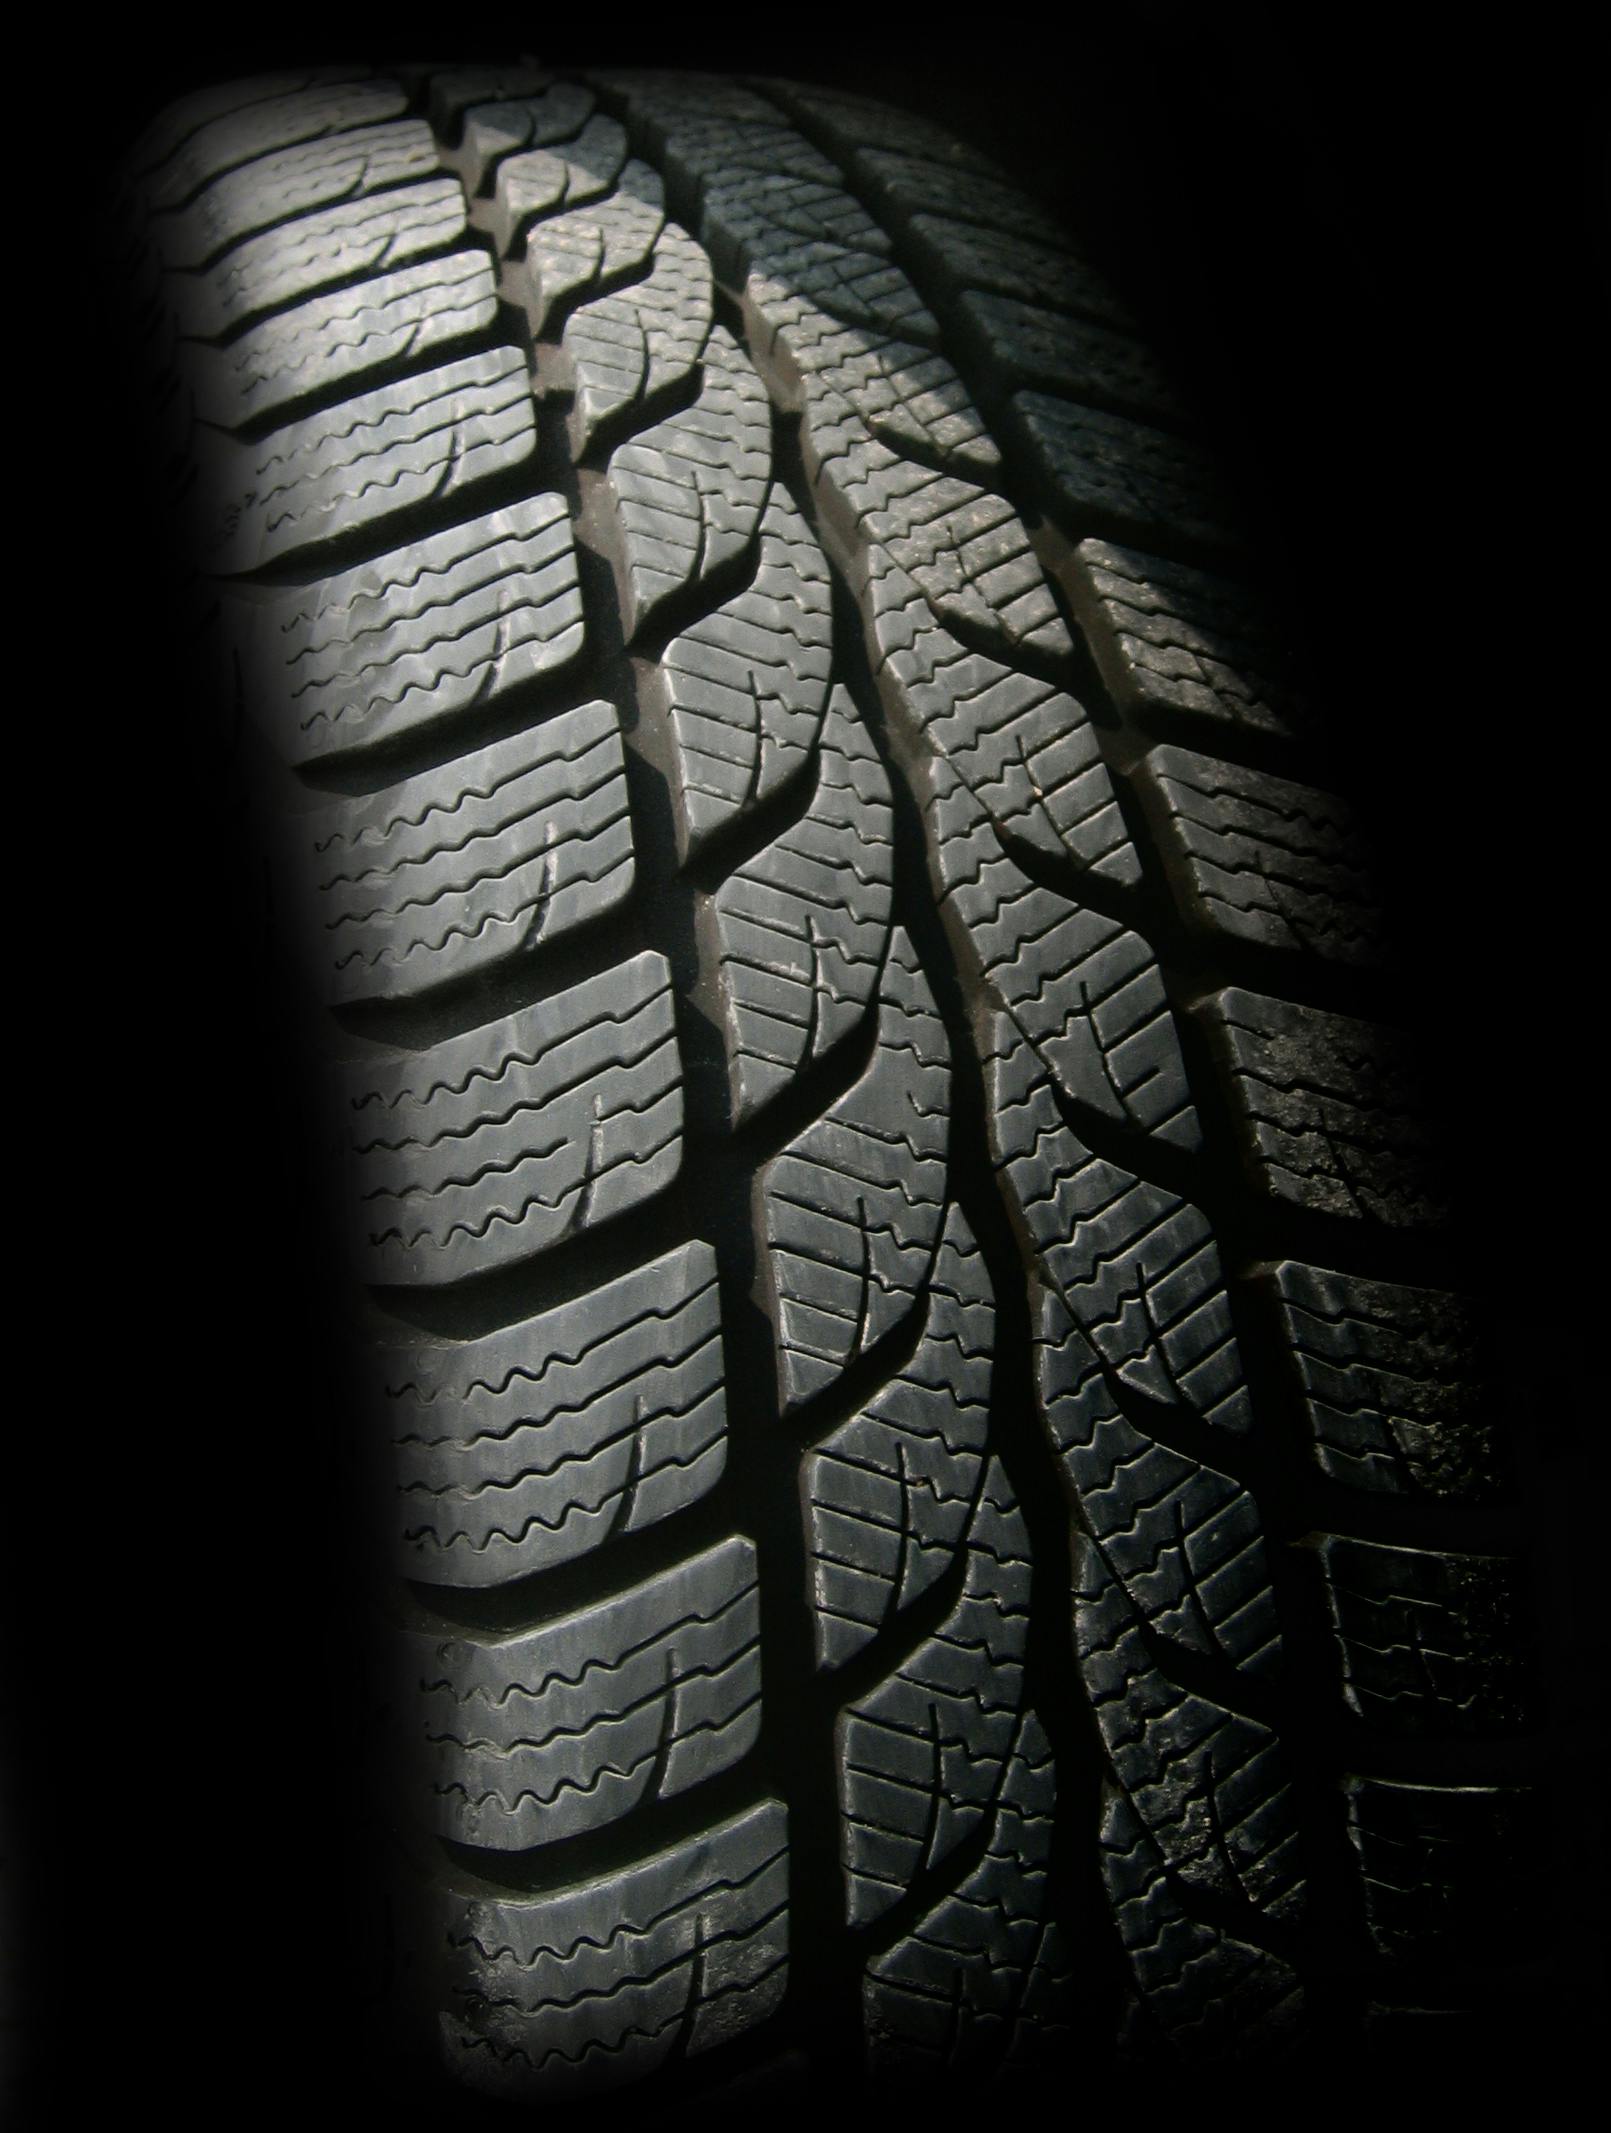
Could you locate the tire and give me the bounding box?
[121,62,1550,2102]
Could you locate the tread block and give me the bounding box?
[414,1537,761,1847]
[904,211,1131,326]
[1101,1786,1303,2059]
[1197,989,1444,1228]
[630,88,1068,664]
[608,71,783,126]
[490,113,631,256]
[385,1242,726,1587]
[868,554,1132,881]
[806,1208,993,1668]
[643,109,896,311]
[760,929,949,1409]
[863,1714,1072,2073]
[839,1464,1032,1924]
[758,311,997,478]
[173,179,469,340]
[603,324,771,638]
[655,484,833,859]
[202,348,537,573]
[428,65,554,138]
[1344,1778,1541,1962]
[558,216,713,452]
[519,161,667,332]
[645,109,841,198]
[991,1023,1250,1432]
[689,158,897,288]
[764,86,1002,180]
[132,69,370,178]
[443,1799,788,2094]
[933,765,1195,1146]
[302,699,633,1003]
[1310,1534,1534,1733]
[1066,537,1306,741]
[709,687,894,1121]
[1270,1263,1501,1499]
[1008,394,1242,554]
[1142,744,1384,964]
[1038,1285,1279,1672]
[842,146,1077,253]
[733,225,940,346]
[192,250,498,428]
[954,287,1184,424]
[144,78,407,213]
[248,494,581,765]
[454,84,596,194]
[155,119,439,269]
[347,951,683,1285]
[1080,1555,1304,1924]
[791,369,1067,660]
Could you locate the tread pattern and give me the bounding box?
[154,119,441,269]
[759,928,949,1408]
[1342,1779,1541,1963]
[838,1461,1032,1924]
[385,1243,727,1585]
[302,699,633,1002]
[426,65,553,136]
[1198,989,1442,1226]
[1269,1262,1501,1499]
[1140,745,1384,965]
[1080,1549,1304,1922]
[559,210,710,453]
[132,63,1528,2098]
[189,250,498,429]
[1038,1287,1276,1668]
[995,1028,1249,1432]
[1310,1534,1534,1732]
[453,84,597,194]
[1064,538,1306,741]
[601,325,772,637]
[130,68,372,176]
[199,348,537,573]
[804,1207,991,1668]
[141,78,408,213]
[414,1537,761,1847]
[247,495,583,765]
[443,1800,789,2093]
[640,75,1515,2065]
[957,288,1185,425]
[488,114,631,258]
[932,769,1191,1141]
[709,687,894,1120]
[520,160,667,334]
[1007,395,1241,557]
[346,952,683,1285]
[863,1714,1072,2075]
[171,179,469,339]
[653,484,833,859]
[1101,1785,1302,2059]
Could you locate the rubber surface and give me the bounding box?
[121,61,1547,2100]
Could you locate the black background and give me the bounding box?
[9,9,1604,2119]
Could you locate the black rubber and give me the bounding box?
[116,58,1562,2106]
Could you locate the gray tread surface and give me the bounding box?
[246,494,583,764]
[171,178,470,339]
[132,61,1533,2102]
[384,1242,727,1585]
[302,698,634,1002]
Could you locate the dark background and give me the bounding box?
[9,9,1603,2118]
